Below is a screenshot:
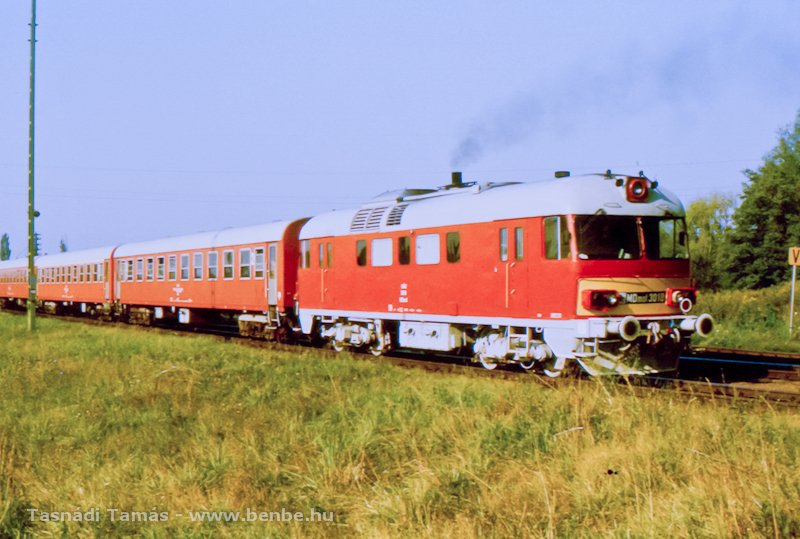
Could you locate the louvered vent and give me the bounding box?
[365,207,388,230]
[349,209,371,232]
[386,204,409,226]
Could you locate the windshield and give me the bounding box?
[642,217,689,259]
[575,215,640,260]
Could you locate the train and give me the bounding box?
[0,171,714,376]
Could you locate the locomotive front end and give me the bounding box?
[560,174,714,375]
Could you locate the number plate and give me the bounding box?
[623,292,666,304]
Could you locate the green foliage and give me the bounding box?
[726,110,800,289]
[0,233,9,261]
[686,193,736,289]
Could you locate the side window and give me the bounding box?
[499,228,508,261]
[157,257,165,281]
[94,263,99,282]
[146,258,154,281]
[117,261,125,283]
[515,227,524,261]
[446,232,460,263]
[194,253,203,280]
[398,236,411,265]
[356,240,367,267]
[79,265,84,283]
[180,254,190,280]
[208,251,218,280]
[544,216,571,260]
[416,234,440,265]
[168,255,177,281]
[327,243,332,267]
[240,249,251,279]
[136,259,144,282]
[318,243,324,268]
[371,238,392,267]
[255,248,264,278]
[125,261,132,282]
[223,250,234,279]
[300,240,311,269]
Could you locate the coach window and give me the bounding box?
[240,249,251,279]
[416,234,440,265]
[136,259,144,282]
[194,253,203,280]
[157,257,165,281]
[515,227,524,261]
[499,228,508,261]
[371,238,392,267]
[255,248,264,278]
[446,232,460,263]
[223,250,234,280]
[544,216,571,260]
[80,265,85,283]
[146,258,154,281]
[398,236,411,265]
[75,265,80,283]
[94,263,99,282]
[126,260,133,282]
[356,240,367,267]
[180,254,190,280]
[300,240,310,269]
[168,256,177,281]
[208,251,218,280]
[117,261,124,283]
[327,243,332,267]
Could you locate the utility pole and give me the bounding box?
[27,0,37,331]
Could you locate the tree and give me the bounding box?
[59,239,67,253]
[0,234,9,261]
[686,194,736,289]
[726,110,800,289]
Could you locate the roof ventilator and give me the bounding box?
[350,207,389,232]
[386,204,409,226]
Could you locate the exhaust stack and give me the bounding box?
[451,171,462,187]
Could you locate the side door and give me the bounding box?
[267,243,278,305]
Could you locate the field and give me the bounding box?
[694,282,800,353]
[2,312,800,538]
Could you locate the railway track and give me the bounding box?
[3,308,799,406]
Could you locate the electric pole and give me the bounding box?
[27,0,37,331]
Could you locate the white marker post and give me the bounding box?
[789,247,800,333]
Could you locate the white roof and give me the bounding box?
[113,220,301,258]
[300,173,685,239]
[0,247,117,270]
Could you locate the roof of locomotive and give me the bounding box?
[299,173,686,239]
[113,219,302,258]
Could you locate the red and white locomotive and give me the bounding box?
[0,171,713,376]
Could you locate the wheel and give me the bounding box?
[332,340,346,352]
[542,356,566,377]
[478,354,498,370]
[368,333,390,356]
[519,358,536,370]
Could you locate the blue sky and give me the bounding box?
[1,0,799,256]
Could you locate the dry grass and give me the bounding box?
[1,312,799,538]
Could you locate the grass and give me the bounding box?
[1,312,800,538]
[694,281,800,353]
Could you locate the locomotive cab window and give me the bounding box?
[500,228,508,261]
[642,217,689,260]
[300,240,311,269]
[575,215,639,260]
[327,243,332,267]
[515,227,524,261]
[446,232,460,263]
[544,216,572,260]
